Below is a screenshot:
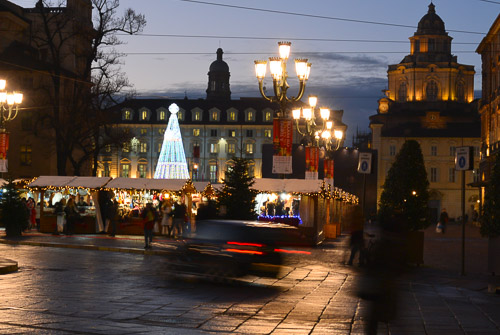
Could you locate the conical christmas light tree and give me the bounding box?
[154,103,190,179]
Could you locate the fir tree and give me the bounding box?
[217,158,257,220]
[480,152,500,238]
[0,179,29,237]
[378,140,430,231]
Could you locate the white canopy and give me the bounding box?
[252,178,324,194]
[104,177,189,191]
[28,176,112,189]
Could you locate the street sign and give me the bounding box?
[357,152,372,174]
[455,146,474,171]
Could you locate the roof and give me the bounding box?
[104,178,188,191]
[252,178,324,193]
[28,176,112,189]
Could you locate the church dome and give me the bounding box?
[209,48,229,72]
[416,3,446,35]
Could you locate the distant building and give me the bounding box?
[476,14,500,186]
[370,3,481,222]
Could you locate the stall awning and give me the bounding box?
[252,178,324,194]
[28,176,112,189]
[104,178,189,191]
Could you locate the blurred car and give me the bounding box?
[166,219,311,281]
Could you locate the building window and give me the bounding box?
[20,145,32,166]
[246,129,253,137]
[105,144,111,153]
[210,143,218,153]
[431,145,437,156]
[121,164,130,177]
[211,111,218,121]
[228,143,236,154]
[450,146,456,156]
[122,142,130,153]
[158,142,162,152]
[414,39,420,52]
[389,145,396,156]
[265,111,272,122]
[449,168,456,183]
[210,129,217,137]
[102,162,110,177]
[193,129,200,136]
[246,111,254,122]
[473,169,480,183]
[140,128,147,135]
[398,82,407,102]
[426,80,438,101]
[430,167,438,183]
[140,142,147,153]
[264,129,272,138]
[228,130,236,137]
[138,164,147,178]
[178,111,184,121]
[456,82,465,102]
[246,143,254,154]
[159,110,166,121]
[229,111,237,121]
[193,143,200,158]
[428,38,435,52]
[21,111,33,131]
[123,110,132,120]
[141,110,148,120]
[194,111,201,121]
[209,165,217,183]
[159,128,165,135]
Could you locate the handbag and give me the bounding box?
[436,222,443,233]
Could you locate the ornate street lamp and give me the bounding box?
[292,95,330,145]
[0,79,23,131]
[254,41,311,118]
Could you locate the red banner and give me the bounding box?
[324,159,334,179]
[273,118,293,156]
[0,132,9,160]
[305,146,319,172]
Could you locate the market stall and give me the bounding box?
[28,176,112,234]
[253,178,359,245]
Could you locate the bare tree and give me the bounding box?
[30,0,146,175]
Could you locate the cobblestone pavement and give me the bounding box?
[0,223,498,334]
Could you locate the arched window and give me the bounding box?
[426,80,438,101]
[456,82,465,102]
[397,82,407,102]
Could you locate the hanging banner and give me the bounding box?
[272,118,293,174]
[324,159,334,179]
[305,146,319,180]
[0,132,9,173]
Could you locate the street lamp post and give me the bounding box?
[0,79,23,174]
[254,41,311,118]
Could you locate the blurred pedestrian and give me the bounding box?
[438,208,449,233]
[160,199,173,237]
[54,199,66,235]
[347,206,365,266]
[141,203,157,249]
[64,198,79,235]
[172,200,187,238]
[108,199,119,237]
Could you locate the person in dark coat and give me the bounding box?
[439,208,449,233]
[141,203,157,249]
[172,200,187,238]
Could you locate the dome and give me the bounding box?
[209,48,229,72]
[416,3,446,35]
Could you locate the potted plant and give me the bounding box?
[0,179,29,237]
[480,152,500,275]
[378,140,430,265]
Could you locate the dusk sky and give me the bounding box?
[12,0,500,143]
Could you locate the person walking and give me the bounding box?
[160,199,173,237]
[54,199,66,235]
[64,198,79,235]
[141,203,157,249]
[438,208,449,234]
[172,200,187,238]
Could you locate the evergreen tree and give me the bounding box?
[0,179,29,237]
[480,152,500,238]
[378,140,430,231]
[217,158,257,220]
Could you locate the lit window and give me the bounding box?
[159,111,166,120]
[122,142,130,153]
[123,110,132,120]
[20,145,32,166]
[431,145,437,156]
[159,128,165,135]
[158,143,162,152]
[264,129,272,138]
[141,110,148,120]
[138,164,147,178]
[210,143,218,153]
[229,111,236,121]
[193,129,200,137]
[209,165,217,183]
[265,112,272,122]
[178,111,184,121]
[140,142,147,153]
[246,111,254,121]
[121,164,130,177]
[194,111,201,121]
[246,143,254,154]
[211,111,218,121]
[140,128,147,135]
[228,143,236,154]
[105,145,111,153]
[228,130,236,137]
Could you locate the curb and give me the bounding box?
[0,239,172,256]
[0,259,18,274]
